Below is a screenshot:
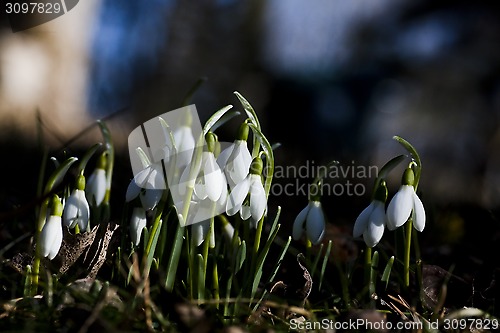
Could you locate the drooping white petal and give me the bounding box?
[227,141,252,184]
[173,126,196,168]
[222,220,235,243]
[86,168,106,206]
[174,126,195,153]
[48,220,63,260]
[249,174,267,223]
[226,177,251,216]
[215,174,229,212]
[387,185,414,230]
[130,207,147,246]
[140,189,163,211]
[240,205,251,220]
[126,180,142,202]
[364,201,386,247]
[216,143,235,170]
[353,202,374,238]
[306,201,325,245]
[192,220,210,247]
[63,189,90,231]
[412,192,426,232]
[203,152,224,202]
[40,215,63,260]
[292,204,310,240]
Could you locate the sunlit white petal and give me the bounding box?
[40,215,63,260]
[364,201,386,247]
[249,174,266,223]
[63,189,90,231]
[387,185,413,230]
[130,207,147,246]
[203,152,224,201]
[353,202,374,238]
[227,141,251,184]
[226,177,250,216]
[306,201,325,245]
[412,192,426,232]
[86,168,106,206]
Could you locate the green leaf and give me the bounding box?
[144,219,162,276]
[182,77,207,106]
[44,157,78,194]
[252,236,291,311]
[310,243,324,277]
[235,241,246,273]
[248,123,274,197]
[369,251,379,296]
[202,105,234,135]
[252,224,281,297]
[381,256,394,290]
[393,135,421,168]
[165,220,185,292]
[318,240,332,291]
[234,91,260,129]
[97,120,114,196]
[267,206,281,243]
[197,254,205,301]
[77,143,102,174]
[377,154,406,180]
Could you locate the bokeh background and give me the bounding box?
[1,0,500,276]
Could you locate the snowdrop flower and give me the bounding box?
[63,174,90,232]
[173,112,196,169]
[226,156,267,225]
[292,200,325,245]
[217,123,252,187]
[353,181,388,247]
[86,153,107,206]
[193,133,226,202]
[40,195,64,260]
[126,162,165,211]
[130,207,147,246]
[387,168,425,232]
[191,220,215,248]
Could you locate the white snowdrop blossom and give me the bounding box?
[63,190,90,231]
[126,162,165,211]
[86,154,107,207]
[173,125,196,169]
[40,196,64,260]
[353,180,388,247]
[193,151,226,202]
[130,207,147,246]
[226,157,267,225]
[217,123,252,187]
[353,200,387,247]
[292,200,325,245]
[63,174,90,232]
[386,168,425,232]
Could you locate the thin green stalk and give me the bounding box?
[250,216,264,279]
[364,246,372,288]
[212,251,220,309]
[404,220,413,288]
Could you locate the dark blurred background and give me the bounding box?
[1,0,500,275]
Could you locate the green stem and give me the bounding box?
[364,246,372,289]
[404,219,413,288]
[250,216,264,276]
[212,249,220,309]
